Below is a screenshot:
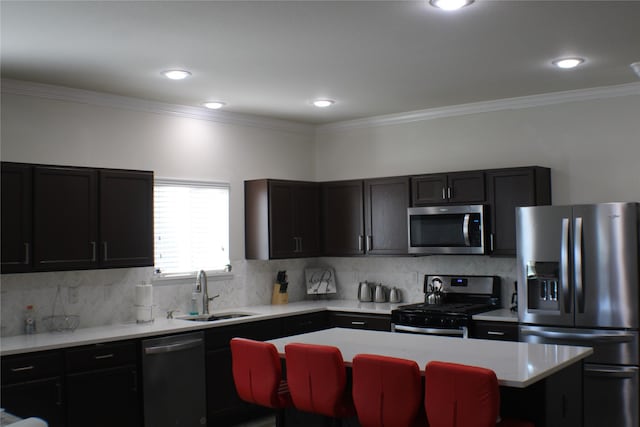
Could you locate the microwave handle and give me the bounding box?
[463,214,470,246]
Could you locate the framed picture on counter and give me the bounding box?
[305,267,337,295]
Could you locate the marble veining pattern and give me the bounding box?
[1,255,516,337]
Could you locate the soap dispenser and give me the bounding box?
[190,292,199,315]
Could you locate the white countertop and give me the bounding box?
[0,300,403,356]
[472,308,519,322]
[267,328,592,388]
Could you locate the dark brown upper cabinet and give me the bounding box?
[1,162,154,273]
[364,177,410,255]
[245,179,321,259]
[322,180,365,256]
[99,170,154,268]
[1,163,33,273]
[322,177,410,256]
[33,166,99,271]
[485,167,551,256]
[412,171,485,205]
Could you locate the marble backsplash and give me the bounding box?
[0,255,516,337]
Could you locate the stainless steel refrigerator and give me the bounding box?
[516,202,639,427]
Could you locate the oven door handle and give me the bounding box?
[393,324,466,337]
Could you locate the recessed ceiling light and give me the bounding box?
[203,101,226,110]
[313,99,335,108]
[162,69,191,80]
[552,58,585,69]
[429,0,474,11]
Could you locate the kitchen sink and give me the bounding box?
[176,312,255,322]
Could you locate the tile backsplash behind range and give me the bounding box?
[0,256,516,337]
[324,256,517,304]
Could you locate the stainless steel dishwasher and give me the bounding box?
[142,331,207,427]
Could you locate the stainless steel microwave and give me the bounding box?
[407,205,486,255]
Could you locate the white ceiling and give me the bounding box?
[2,1,640,125]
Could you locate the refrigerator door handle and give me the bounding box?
[574,216,585,313]
[520,328,635,343]
[561,217,571,313]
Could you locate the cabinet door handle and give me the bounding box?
[103,241,108,261]
[490,233,494,252]
[366,235,372,252]
[131,369,138,392]
[351,321,366,326]
[11,365,34,372]
[442,187,447,200]
[91,241,97,262]
[358,235,363,251]
[487,331,505,336]
[24,242,30,265]
[448,187,452,199]
[94,353,114,360]
[298,237,303,252]
[56,380,63,406]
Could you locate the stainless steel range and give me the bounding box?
[391,275,500,338]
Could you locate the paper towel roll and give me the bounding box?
[136,305,153,323]
[135,283,153,307]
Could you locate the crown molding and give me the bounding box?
[316,82,640,134]
[1,78,315,136]
[3,78,639,136]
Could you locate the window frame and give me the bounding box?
[152,177,232,283]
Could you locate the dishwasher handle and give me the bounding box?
[144,338,203,355]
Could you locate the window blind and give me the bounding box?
[154,179,229,275]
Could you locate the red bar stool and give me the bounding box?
[230,338,292,427]
[352,354,423,427]
[284,342,356,424]
[424,361,535,427]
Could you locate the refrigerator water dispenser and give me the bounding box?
[526,261,560,311]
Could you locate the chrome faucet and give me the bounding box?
[196,270,219,315]
[197,270,210,315]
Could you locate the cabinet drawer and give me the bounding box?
[330,312,391,331]
[65,341,137,373]
[281,312,329,336]
[206,318,282,351]
[472,321,519,341]
[1,351,63,384]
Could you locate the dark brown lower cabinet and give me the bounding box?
[66,365,140,427]
[205,313,330,426]
[0,351,65,427]
[280,311,330,336]
[329,312,391,331]
[206,347,253,426]
[65,341,140,427]
[1,379,64,427]
[470,320,519,341]
[205,318,285,426]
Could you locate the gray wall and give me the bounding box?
[2,86,639,336]
[315,95,640,204]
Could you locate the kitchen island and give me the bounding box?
[268,328,593,427]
